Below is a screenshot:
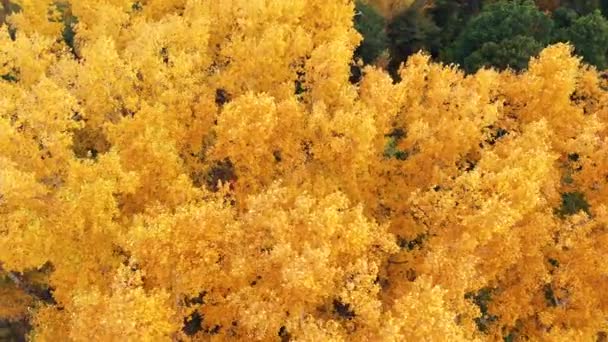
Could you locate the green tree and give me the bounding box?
[446,0,554,72]
[387,0,440,77]
[561,0,602,14]
[555,10,608,69]
[431,0,478,53]
[552,6,580,28]
[463,35,545,72]
[354,0,388,64]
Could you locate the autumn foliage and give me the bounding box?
[2,0,608,341]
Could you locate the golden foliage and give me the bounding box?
[0,1,607,341]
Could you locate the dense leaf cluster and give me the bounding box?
[2,1,608,341]
[357,0,608,73]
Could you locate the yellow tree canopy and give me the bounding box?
[1,1,608,341]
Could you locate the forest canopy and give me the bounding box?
[1,0,608,341]
[359,0,608,75]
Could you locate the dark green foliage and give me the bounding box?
[384,0,481,77]
[431,0,477,58]
[555,191,591,217]
[446,0,554,72]
[556,10,608,69]
[561,0,602,14]
[383,128,408,160]
[1,68,19,83]
[383,137,408,160]
[463,35,544,72]
[387,3,440,76]
[63,14,79,54]
[403,1,608,72]
[553,6,581,28]
[365,0,608,75]
[50,2,79,57]
[354,0,388,64]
